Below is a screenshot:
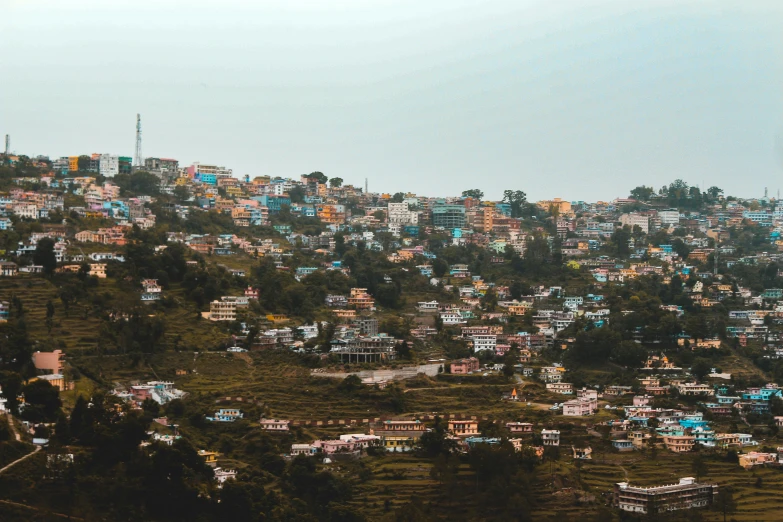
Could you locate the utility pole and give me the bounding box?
[134,113,143,167]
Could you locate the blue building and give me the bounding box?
[253,195,291,214]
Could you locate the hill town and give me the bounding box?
[0,148,782,521]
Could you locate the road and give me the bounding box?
[0,445,41,475]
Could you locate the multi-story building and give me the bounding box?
[388,202,418,225]
[541,429,560,446]
[471,334,497,352]
[99,154,119,177]
[209,300,237,321]
[620,212,650,233]
[563,397,597,416]
[613,477,718,515]
[448,420,479,438]
[546,382,574,395]
[450,357,480,374]
[432,203,466,229]
[658,209,680,227]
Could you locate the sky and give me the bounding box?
[2,0,782,202]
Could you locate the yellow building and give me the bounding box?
[536,198,572,216]
[198,450,219,468]
[68,156,79,172]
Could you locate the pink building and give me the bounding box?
[260,418,290,431]
[450,357,480,375]
[32,350,64,374]
[506,422,534,433]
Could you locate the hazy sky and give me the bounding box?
[3,0,782,201]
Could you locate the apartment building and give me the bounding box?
[450,357,480,374]
[209,300,237,321]
[562,397,597,416]
[387,202,418,225]
[613,478,717,515]
[546,382,574,395]
[620,212,650,233]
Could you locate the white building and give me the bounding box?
[620,213,650,234]
[99,154,119,177]
[542,429,560,446]
[387,202,418,225]
[658,209,680,228]
[471,334,497,352]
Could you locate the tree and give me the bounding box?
[20,379,62,422]
[391,192,405,203]
[432,258,448,278]
[461,189,484,200]
[329,177,343,188]
[306,171,328,184]
[502,190,527,217]
[691,357,712,381]
[610,226,631,257]
[33,237,57,275]
[630,185,654,201]
[691,454,708,481]
[707,186,724,200]
[713,485,736,522]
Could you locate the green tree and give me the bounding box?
[630,185,654,201]
[691,454,708,481]
[306,171,328,184]
[20,379,62,422]
[432,258,448,278]
[461,189,484,200]
[328,177,343,188]
[33,237,58,275]
[502,190,527,217]
[713,485,736,522]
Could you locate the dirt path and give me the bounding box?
[0,499,84,520]
[0,445,41,475]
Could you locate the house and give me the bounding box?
[32,350,65,375]
[198,450,219,468]
[141,279,162,301]
[214,468,237,487]
[450,357,480,374]
[546,382,574,395]
[738,452,778,469]
[382,435,417,452]
[0,262,18,277]
[260,418,290,432]
[378,420,427,433]
[448,420,479,438]
[562,397,597,416]
[612,439,635,451]
[506,422,534,434]
[541,429,560,446]
[291,444,318,456]
[614,478,718,514]
[207,409,244,422]
[572,446,592,459]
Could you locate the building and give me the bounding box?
[330,335,397,363]
[541,429,560,446]
[432,204,466,229]
[562,397,597,416]
[209,300,237,321]
[546,383,574,395]
[506,422,533,434]
[613,477,718,515]
[450,357,480,374]
[260,418,290,432]
[738,451,778,469]
[620,213,650,234]
[471,334,497,352]
[353,316,379,337]
[32,350,65,374]
[99,154,119,177]
[207,409,244,422]
[448,420,479,437]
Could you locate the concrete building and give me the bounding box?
[620,213,650,234]
[541,429,560,446]
[432,203,466,229]
[450,357,480,374]
[613,477,718,515]
[209,300,237,321]
[562,397,597,416]
[99,154,119,177]
[32,350,65,374]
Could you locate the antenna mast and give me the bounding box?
[134,114,143,167]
